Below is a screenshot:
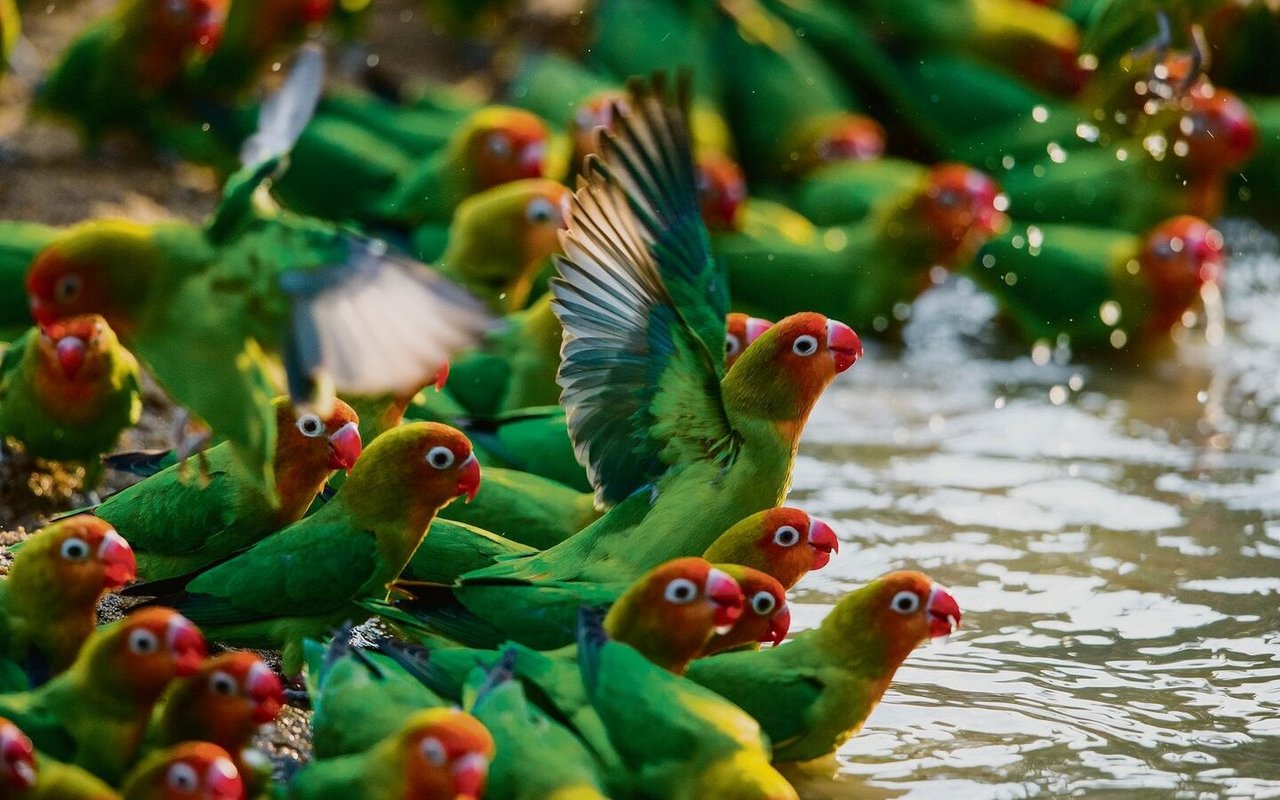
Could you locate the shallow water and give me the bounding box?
[785,221,1280,798]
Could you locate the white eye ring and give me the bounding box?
[55,274,82,303]
[426,446,456,470]
[525,197,556,225]
[420,736,447,766]
[751,591,777,616]
[60,537,91,562]
[891,590,921,615]
[296,413,325,438]
[791,335,818,356]
[664,578,698,604]
[772,525,801,547]
[725,333,742,357]
[209,671,237,696]
[128,629,159,655]
[487,133,512,158]
[166,762,198,791]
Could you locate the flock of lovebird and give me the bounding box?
[0,0,1275,797]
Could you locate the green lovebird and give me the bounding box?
[282,708,494,800]
[575,609,799,800]
[271,104,549,229]
[719,164,1008,333]
[0,316,142,488]
[103,398,361,584]
[701,507,840,590]
[0,718,120,799]
[402,76,861,648]
[0,221,58,339]
[120,742,243,800]
[159,423,482,675]
[25,48,490,503]
[0,516,136,690]
[0,608,207,783]
[34,0,226,148]
[314,87,474,159]
[697,564,790,655]
[687,570,962,762]
[999,85,1257,230]
[972,215,1225,349]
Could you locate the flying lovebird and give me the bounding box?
[0,316,142,488]
[686,570,962,762]
[0,516,136,690]
[25,47,490,504]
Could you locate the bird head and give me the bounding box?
[152,0,229,56]
[703,507,838,591]
[703,565,790,655]
[724,313,772,370]
[399,709,495,800]
[22,515,138,605]
[1177,87,1257,172]
[279,397,363,474]
[347,424,482,524]
[1138,215,1225,333]
[783,113,886,177]
[852,571,961,667]
[0,720,36,792]
[34,315,121,383]
[173,652,285,749]
[465,108,550,189]
[917,164,1009,265]
[568,90,630,168]
[127,742,244,800]
[108,608,208,702]
[696,152,748,232]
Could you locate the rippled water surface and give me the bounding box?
[785,222,1280,798]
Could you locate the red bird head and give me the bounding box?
[465,109,550,189]
[785,113,886,177]
[136,742,244,800]
[0,720,36,792]
[747,507,839,587]
[296,0,335,24]
[348,424,482,521]
[280,398,363,474]
[864,571,962,666]
[724,312,773,369]
[167,652,284,754]
[1139,215,1226,333]
[703,565,790,655]
[35,515,137,602]
[111,608,208,702]
[696,152,748,232]
[569,90,630,167]
[152,0,229,56]
[918,164,1010,265]
[1178,87,1257,172]
[34,314,122,384]
[400,710,495,800]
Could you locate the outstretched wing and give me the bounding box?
[552,74,736,507]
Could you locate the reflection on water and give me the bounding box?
[786,221,1280,798]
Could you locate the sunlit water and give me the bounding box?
[784,221,1280,798]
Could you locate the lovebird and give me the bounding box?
[271,105,549,229]
[718,163,1008,333]
[119,742,243,800]
[701,506,840,589]
[686,570,962,762]
[187,0,335,100]
[282,708,493,800]
[0,516,136,689]
[699,564,790,655]
[0,222,57,339]
[0,717,119,799]
[25,46,490,503]
[972,215,1226,349]
[147,652,284,791]
[0,316,142,488]
[102,398,361,584]
[158,423,481,675]
[410,75,861,647]
[0,608,207,783]
[35,0,228,148]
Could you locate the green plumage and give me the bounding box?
[0,221,58,339]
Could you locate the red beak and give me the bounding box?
[763,603,791,647]
[247,663,285,724]
[166,616,208,677]
[97,530,137,591]
[433,361,451,392]
[451,753,490,800]
[825,320,863,373]
[55,335,86,380]
[926,585,962,638]
[456,453,482,503]
[705,568,744,630]
[326,422,363,472]
[518,141,546,178]
[1,725,36,791]
[807,518,839,571]
[205,757,244,800]
[744,317,773,346]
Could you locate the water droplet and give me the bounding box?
[1069,374,1084,391]
[928,415,946,432]
[1047,143,1068,164]
[1032,105,1049,123]
[929,266,948,285]
[1031,341,1052,365]
[1027,226,1044,249]
[1099,301,1122,326]
[994,396,1006,409]
[822,227,848,251]
[1110,329,1128,349]
[1075,123,1100,143]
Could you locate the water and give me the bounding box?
[784,221,1280,798]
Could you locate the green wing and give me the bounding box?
[685,650,823,752]
[181,513,378,625]
[551,76,736,506]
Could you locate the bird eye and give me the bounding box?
[935,188,962,209]
[209,671,237,696]
[425,446,456,469]
[751,591,777,616]
[55,274,82,303]
[525,197,556,225]
[891,590,921,615]
[772,525,801,547]
[128,629,160,655]
[791,335,818,356]
[663,578,698,604]
[166,762,198,791]
[420,736,447,767]
[725,333,742,358]
[1154,241,1175,259]
[295,413,324,438]
[487,133,512,159]
[60,537,91,562]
